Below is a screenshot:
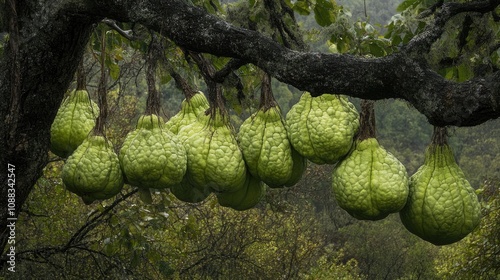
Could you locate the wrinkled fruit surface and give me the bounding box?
[286,92,359,164]
[165,92,209,134]
[399,144,481,245]
[50,90,99,158]
[332,138,409,220]
[119,114,187,189]
[62,135,124,204]
[178,111,247,193]
[217,173,266,211]
[239,106,294,187]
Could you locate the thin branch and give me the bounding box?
[102,18,139,40]
[64,189,138,249]
[405,0,500,55]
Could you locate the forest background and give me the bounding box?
[1,0,499,279]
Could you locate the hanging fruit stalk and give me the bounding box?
[177,52,246,195]
[50,60,99,158]
[62,29,124,204]
[331,100,409,220]
[164,63,210,134]
[400,126,481,245]
[238,72,306,188]
[119,38,187,203]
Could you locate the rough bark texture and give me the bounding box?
[1,0,499,262]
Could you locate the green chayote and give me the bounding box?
[217,173,266,211]
[399,144,481,245]
[62,135,124,204]
[178,111,247,193]
[50,90,99,158]
[165,92,209,134]
[286,92,359,164]
[332,138,409,220]
[239,106,294,187]
[119,114,187,189]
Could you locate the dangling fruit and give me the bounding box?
[285,92,359,164]
[50,90,99,158]
[217,173,266,211]
[400,144,482,245]
[62,135,124,204]
[165,91,209,134]
[284,147,308,187]
[332,138,409,220]
[119,114,187,190]
[178,110,247,193]
[239,106,297,187]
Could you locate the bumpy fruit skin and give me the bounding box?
[399,144,482,245]
[284,147,307,187]
[285,92,359,164]
[165,92,209,134]
[62,135,124,204]
[332,138,409,220]
[217,173,266,211]
[119,114,187,189]
[178,111,247,193]
[239,107,294,187]
[50,90,99,158]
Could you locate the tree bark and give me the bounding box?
[0,0,95,264]
[1,0,499,264]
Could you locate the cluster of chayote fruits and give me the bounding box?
[51,90,481,245]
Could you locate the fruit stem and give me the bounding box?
[145,38,161,116]
[358,100,376,140]
[431,126,448,146]
[259,72,277,111]
[76,59,86,91]
[94,28,108,136]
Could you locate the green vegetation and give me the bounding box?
[2,0,500,278]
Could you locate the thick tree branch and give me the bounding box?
[406,0,500,55]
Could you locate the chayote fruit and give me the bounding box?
[284,147,308,187]
[50,90,99,158]
[399,144,482,245]
[165,91,209,134]
[217,173,266,211]
[285,92,359,164]
[178,110,247,193]
[332,138,409,220]
[239,106,294,187]
[119,114,187,190]
[62,135,124,204]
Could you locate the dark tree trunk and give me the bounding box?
[0,1,96,263]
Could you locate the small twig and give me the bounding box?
[64,189,138,250]
[102,18,138,40]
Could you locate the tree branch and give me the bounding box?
[405,0,500,55]
[88,0,499,126]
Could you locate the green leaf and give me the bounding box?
[293,0,311,16]
[397,0,421,12]
[369,42,386,57]
[314,0,336,27]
